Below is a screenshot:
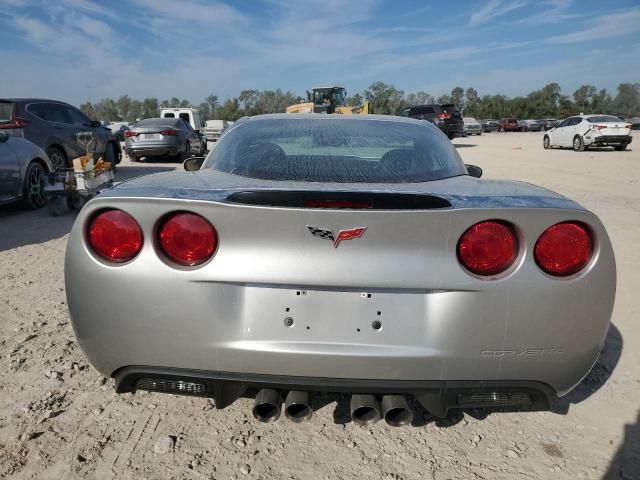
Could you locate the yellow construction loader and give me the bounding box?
[286,86,370,114]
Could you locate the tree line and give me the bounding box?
[79,82,640,123]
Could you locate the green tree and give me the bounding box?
[613,83,640,118]
[364,82,405,114]
[573,85,596,113]
[141,98,159,119]
[116,95,132,121]
[238,90,258,110]
[346,93,363,107]
[215,98,242,120]
[197,102,212,120]
[450,86,464,108]
[95,98,120,121]
[129,100,142,122]
[206,95,219,117]
[405,91,434,106]
[80,102,96,119]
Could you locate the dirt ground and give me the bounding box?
[1,132,638,479]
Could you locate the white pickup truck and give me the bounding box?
[204,120,228,142]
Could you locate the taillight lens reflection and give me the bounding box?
[158,212,217,266]
[88,209,143,262]
[534,222,593,276]
[457,221,519,276]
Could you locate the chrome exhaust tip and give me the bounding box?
[252,389,281,423]
[350,394,381,426]
[284,391,313,423]
[381,395,414,427]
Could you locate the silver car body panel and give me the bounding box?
[66,167,616,397]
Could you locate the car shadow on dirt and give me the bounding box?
[553,323,623,413]
[603,410,640,480]
[454,143,477,148]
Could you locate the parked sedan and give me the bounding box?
[542,119,558,131]
[498,118,520,132]
[0,98,121,171]
[0,131,52,209]
[66,114,616,425]
[543,115,632,151]
[481,119,498,132]
[463,117,482,135]
[628,117,640,130]
[521,120,542,132]
[125,118,205,161]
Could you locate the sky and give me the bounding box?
[1,0,639,107]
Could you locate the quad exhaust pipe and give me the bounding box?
[381,395,413,427]
[252,390,413,426]
[252,389,282,423]
[284,391,313,423]
[350,394,382,426]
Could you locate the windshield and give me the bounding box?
[313,89,346,106]
[586,115,622,123]
[0,102,13,122]
[204,118,466,183]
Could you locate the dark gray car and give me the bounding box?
[0,131,52,209]
[125,117,205,161]
[0,98,121,171]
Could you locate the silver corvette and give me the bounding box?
[65,115,616,426]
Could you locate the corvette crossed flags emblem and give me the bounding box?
[306,225,367,248]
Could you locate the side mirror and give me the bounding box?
[184,156,205,171]
[0,131,9,143]
[90,120,102,128]
[465,164,483,178]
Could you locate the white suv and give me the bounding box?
[543,115,632,151]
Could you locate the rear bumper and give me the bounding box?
[589,135,632,146]
[126,144,182,157]
[114,366,556,416]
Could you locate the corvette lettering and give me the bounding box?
[307,225,367,248]
[480,348,566,357]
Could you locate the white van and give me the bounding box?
[204,119,228,142]
[160,108,205,134]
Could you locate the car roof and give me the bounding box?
[235,113,432,126]
[0,98,72,105]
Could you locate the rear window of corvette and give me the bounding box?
[205,118,466,183]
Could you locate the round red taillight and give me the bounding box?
[534,222,593,277]
[158,212,217,266]
[88,209,143,263]
[457,220,519,276]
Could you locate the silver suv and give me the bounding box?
[0,98,121,170]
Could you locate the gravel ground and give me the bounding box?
[1,133,638,479]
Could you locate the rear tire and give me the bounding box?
[46,146,67,171]
[22,162,46,210]
[48,196,66,216]
[573,135,585,152]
